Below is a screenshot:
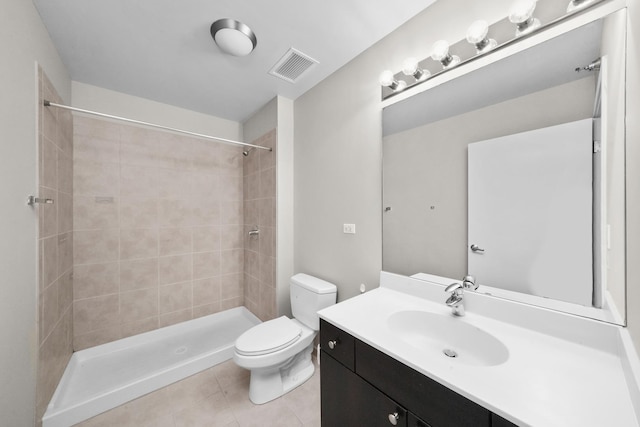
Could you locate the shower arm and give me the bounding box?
[43,100,272,152]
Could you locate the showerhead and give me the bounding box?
[243,147,255,157]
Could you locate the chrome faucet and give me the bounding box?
[445,282,465,316]
[444,275,478,317]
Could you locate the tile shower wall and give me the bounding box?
[244,129,277,320]
[37,67,74,423]
[72,116,244,350]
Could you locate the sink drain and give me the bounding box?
[175,346,187,355]
[443,349,458,358]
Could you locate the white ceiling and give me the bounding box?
[33,0,437,122]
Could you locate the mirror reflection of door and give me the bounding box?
[381,8,627,324]
[468,119,593,306]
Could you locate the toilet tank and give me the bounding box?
[290,273,337,331]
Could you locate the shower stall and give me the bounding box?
[36,73,280,425]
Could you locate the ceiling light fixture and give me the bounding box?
[379,70,407,91]
[466,20,497,54]
[402,57,430,81]
[431,40,460,69]
[210,18,257,57]
[509,0,541,37]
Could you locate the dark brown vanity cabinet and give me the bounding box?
[320,319,518,427]
[321,353,408,426]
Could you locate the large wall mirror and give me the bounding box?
[382,6,627,325]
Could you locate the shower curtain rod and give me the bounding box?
[43,100,272,152]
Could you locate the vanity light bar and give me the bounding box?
[379,0,605,99]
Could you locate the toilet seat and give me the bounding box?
[235,316,302,356]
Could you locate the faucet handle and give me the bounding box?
[462,275,478,290]
[445,282,463,294]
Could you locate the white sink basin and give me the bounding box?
[387,310,509,367]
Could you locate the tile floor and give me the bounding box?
[76,359,321,427]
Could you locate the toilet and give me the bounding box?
[233,273,337,404]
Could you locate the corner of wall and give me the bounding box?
[1,1,72,425]
[625,0,640,356]
[276,96,294,317]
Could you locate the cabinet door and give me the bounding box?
[321,350,407,427]
[356,340,491,427]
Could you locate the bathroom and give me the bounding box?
[1,0,639,425]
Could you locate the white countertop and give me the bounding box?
[318,272,639,427]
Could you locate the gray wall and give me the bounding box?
[626,0,640,354]
[601,9,628,318]
[294,0,514,302]
[0,0,71,425]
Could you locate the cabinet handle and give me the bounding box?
[388,412,400,425]
[327,340,337,350]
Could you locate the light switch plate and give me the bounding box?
[343,224,356,234]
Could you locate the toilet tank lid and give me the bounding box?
[291,273,337,294]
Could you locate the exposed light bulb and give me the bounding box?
[509,0,541,37]
[466,20,497,53]
[402,57,430,81]
[509,0,536,23]
[402,57,419,75]
[431,40,449,61]
[466,20,488,44]
[379,70,395,87]
[378,70,406,91]
[431,40,460,69]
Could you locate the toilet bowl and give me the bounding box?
[233,274,337,404]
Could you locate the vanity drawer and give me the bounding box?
[355,339,491,427]
[320,319,355,370]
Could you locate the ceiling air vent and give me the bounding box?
[269,48,318,83]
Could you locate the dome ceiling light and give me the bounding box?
[210,18,257,57]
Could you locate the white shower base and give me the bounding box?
[42,307,260,427]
